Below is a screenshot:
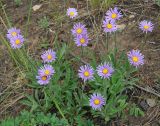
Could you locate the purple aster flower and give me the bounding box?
[97,62,114,79]
[36,75,51,85]
[6,27,21,39]
[127,49,144,67]
[139,20,154,33]
[71,22,87,36]
[74,34,89,47]
[89,93,105,110]
[78,65,94,82]
[105,7,123,21]
[41,49,56,63]
[38,64,55,77]
[9,34,24,49]
[102,19,117,33]
[67,8,78,19]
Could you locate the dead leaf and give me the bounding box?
[147,98,156,107]
[117,24,126,31]
[32,4,42,11]
[129,15,135,19]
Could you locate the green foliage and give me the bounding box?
[19,47,139,124]
[20,43,91,125]
[87,50,138,122]
[129,104,144,117]
[75,116,94,126]
[0,110,68,126]
[38,16,50,29]
[155,0,160,6]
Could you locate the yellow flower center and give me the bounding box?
[11,32,17,36]
[76,28,82,34]
[45,70,50,75]
[132,56,139,62]
[15,39,21,45]
[47,55,52,60]
[80,38,85,44]
[94,99,100,105]
[84,71,90,77]
[69,12,75,16]
[144,25,149,30]
[106,24,112,29]
[102,68,108,74]
[42,76,47,81]
[111,13,117,19]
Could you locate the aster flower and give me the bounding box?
[6,27,21,39]
[78,65,94,82]
[105,7,122,21]
[74,34,89,47]
[89,93,105,110]
[41,49,56,63]
[71,22,87,36]
[67,8,78,19]
[36,75,51,85]
[102,19,117,33]
[38,64,55,77]
[9,34,24,49]
[139,20,154,33]
[127,49,144,67]
[97,62,114,79]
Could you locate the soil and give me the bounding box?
[0,0,160,125]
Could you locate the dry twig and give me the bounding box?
[134,84,160,98]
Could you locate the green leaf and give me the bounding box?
[58,44,67,60]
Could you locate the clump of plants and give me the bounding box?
[1,5,154,126]
[0,110,68,126]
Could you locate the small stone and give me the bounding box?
[140,100,149,111]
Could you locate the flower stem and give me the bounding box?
[18,48,29,71]
[114,32,117,65]
[106,33,109,51]
[81,46,84,57]
[142,33,147,49]
[52,97,66,120]
[114,32,117,50]
[21,47,37,72]
[144,33,147,43]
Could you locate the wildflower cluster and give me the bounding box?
[78,62,114,82]
[3,5,154,124]
[102,7,122,33]
[6,27,24,49]
[36,49,56,85]
[68,8,90,47]
[71,22,90,47]
[67,7,146,111]
[78,49,144,110]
